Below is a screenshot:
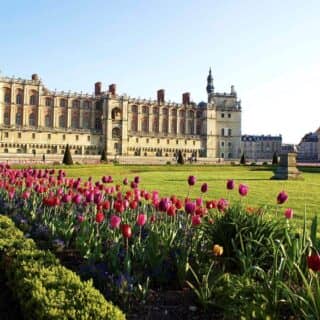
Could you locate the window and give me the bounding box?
[32,133,36,139]
[4,112,10,125]
[16,94,22,105]
[72,100,80,108]
[193,141,196,145]
[228,128,232,136]
[18,132,21,138]
[48,134,51,140]
[221,113,225,118]
[228,152,232,158]
[176,140,179,144]
[136,138,139,143]
[30,95,37,105]
[221,128,225,136]
[4,148,8,153]
[16,113,22,126]
[228,142,232,147]
[185,140,187,145]
[221,141,225,147]
[146,138,149,143]
[76,135,79,141]
[59,115,65,128]
[45,115,51,127]
[157,139,160,144]
[62,134,66,140]
[228,113,231,118]
[60,99,67,107]
[87,136,90,141]
[29,113,36,126]
[4,89,11,104]
[221,152,224,158]
[167,139,170,144]
[45,98,52,107]
[4,132,8,138]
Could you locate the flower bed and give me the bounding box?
[0,164,320,318]
[0,215,125,320]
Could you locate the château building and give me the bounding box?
[0,69,241,161]
[241,134,282,161]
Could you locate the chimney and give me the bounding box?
[95,82,102,95]
[31,74,39,81]
[182,92,190,105]
[157,89,165,104]
[109,84,116,96]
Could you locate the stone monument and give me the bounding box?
[272,152,303,180]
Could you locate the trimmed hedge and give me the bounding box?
[0,215,125,320]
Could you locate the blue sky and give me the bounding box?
[1,0,320,143]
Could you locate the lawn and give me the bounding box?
[45,164,320,228]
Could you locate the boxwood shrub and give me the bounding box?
[0,215,125,320]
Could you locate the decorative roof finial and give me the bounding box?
[206,67,214,95]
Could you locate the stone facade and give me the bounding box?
[241,135,282,161]
[297,130,319,162]
[0,70,242,160]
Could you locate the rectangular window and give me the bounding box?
[176,140,179,145]
[157,139,160,144]
[185,140,187,145]
[228,113,231,118]
[48,134,51,140]
[146,138,149,143]
[193,141,195,145]
[221,128,225,136]
[167,139,170,144]
[221,113,225,118]
[221,141,225,147]
[18,132,21,138]
[4,132,8,138]
[87,136,90,141]
[76,135,79,141]
[136,138,139,143]
[228,142,232,147]
[62,134,66,140]
[32,133,36,139]
[228,129,232,136]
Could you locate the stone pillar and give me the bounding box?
[79,100,83,128]
[272,152,303,180]
[168,109,171,134]
[67,106,72,128]
[159,107,163,133]
[137,105,142,132]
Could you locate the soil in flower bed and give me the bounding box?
[0,272,23,320]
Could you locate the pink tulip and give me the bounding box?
[137,213,147,226]
[284,208,293,219]
[110,215,121,229]
[192,215,201,226]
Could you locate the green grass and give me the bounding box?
[13,163,320,228]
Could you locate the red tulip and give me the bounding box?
[137,213,147,226]
[121,224,132,238]
[307,254,320,271]
[95,211,105,223]
[192,215,201,226]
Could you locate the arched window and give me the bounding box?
[171,109,177,117]
[179,110,185,117]
[45,98,52,107]
[188,120,194,134]
[95,101,102,111]
[162,118,168,133]
[29,113,36,126]
[59,115,65,128]
[153,107,158,115]
[4,111,10,125]
[72,100,80,108]
[152,117,159,133]
[179,119,185,134]
[196,120,202,135]
[131,105,138,131]
[16,93,23,105]
[4,88,11,104]
[162,108,168,115]
[95,117,102,130]
[30,94,37,105]
[45,114,51,127]
[83,113,90,129]
[60,99,67,107]
[142,117,149,132]
[16,113,22,126]
[112,127,121,139]
[131,105,138,113]
[71,115,79,128]
[83,101,90,108]
[171,119,177,134]
[111,108,121,120]
[142,106,148,114]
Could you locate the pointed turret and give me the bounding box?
[206,68,214,95]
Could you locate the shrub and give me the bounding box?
[62,144,73,165]
[240,153,246,165]
[0,215,125,320]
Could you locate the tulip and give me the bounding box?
[188,175,196,186]
[185,201,196,214]
[307,254,320,272]
[191,215,201,226]
[123,177,128,185]
[72,194,82,205]
[217,198,228,212]
[238,184,249,197]
[121,224,132,238]
[284,208,293,219]
[167,205,176,217]
[201,183,208,193]
[213,244,224,256]
[159,198,170,212]
[131,181,138,189]
[110,215,121,229]
[226,179,235,190]
[130,200,138,209]
[277,191,288,204]
[137,213,147,226]
[134,176,140,184]
[95,211,105,223]
[77,215,85,223]
[196,198,203,207]
[22,190,31,200]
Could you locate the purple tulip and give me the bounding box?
[159,198,170,212]
[226,179,235,190]
[73,194,82,205]
[134,176,140,184]
[277,191,288,204]
[238,184,249,197]
[185,201,196,214]
[188,175,196,186]
[201,183,208,193]
[123,177,128,185]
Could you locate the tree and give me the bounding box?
[272,152,278,165]
[62,144,73,165]
[240,153,246,165]
[177,150,184,165]
[100,149,107,162]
